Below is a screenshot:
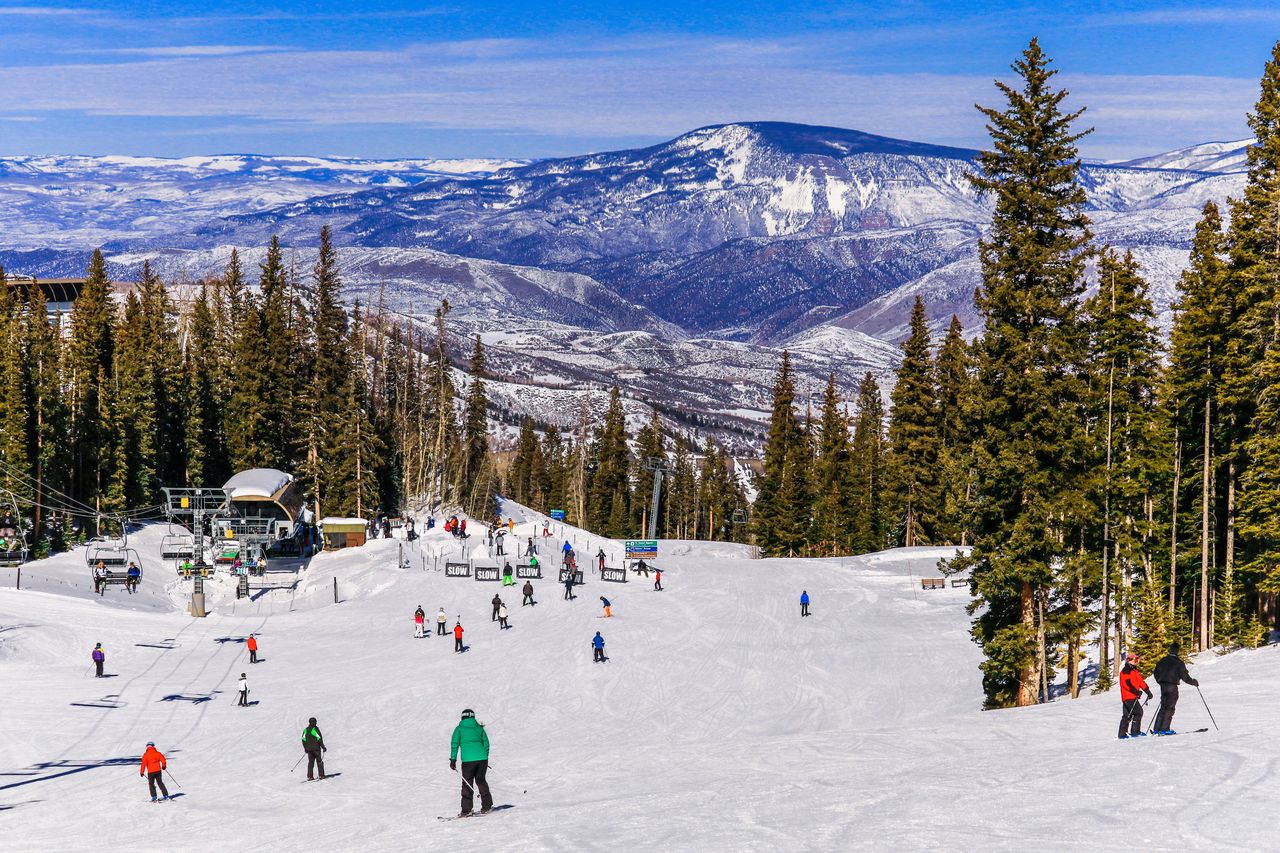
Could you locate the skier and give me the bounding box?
[126,561,141,594]
[487,524,494,548]
[247,633,259,664]
[502,562,515,587]
[596,548,606,572]
[437,607,448,636]
[522,580,535,607]
[449,708,493,817]
[498,603,510,630]
[592,631,606,663]
[454,620,465,653]
[526,536,536,556]
[414,606,426,638]
[634,559,650,577]
[301,717,327,781]
[542,521,550,538]
[491,593,502,622]
[237,672,249,707]
[495,526,506,556]
[91,642,105,677]
[1152,643,1199,735]
[139,741,169,802]
[600,596,612,618]
[1118,652,1153,739]
[563,574,575,601]
[529,554,540,575]
[459,518,467,538]
[800,590,811,618]
[562,540,573,563]
[654,568,663,591]
[507,518,514,532]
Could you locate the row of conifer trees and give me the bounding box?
[752,39,1280,708]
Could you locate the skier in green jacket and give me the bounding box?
[449,708,493,816]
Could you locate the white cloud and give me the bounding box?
[82,45,294,57]
[0,34,1256,159]
[0,5,86,15]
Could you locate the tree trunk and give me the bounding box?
[1068,568,1081,699]
[1200,396,1211,651]
[1170,440,1180,614]
[1018,580,1040,707]
[1223,460,1236,645]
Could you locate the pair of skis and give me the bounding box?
[437,804,515,821]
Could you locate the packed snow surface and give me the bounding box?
[0,509,1270,851]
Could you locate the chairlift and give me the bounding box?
[0,493,29,567]
[86,540,144,576]
[732,508,748,525]
[160,525,195,560]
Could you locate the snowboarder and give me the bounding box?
[126,562,141,593]
[302,717,327,780]
[449,708,493,816]
[522,580,535,607]
[139,741,169,801]
[800,590,811,618]
[563,574,575,601]
[491,594,502,622]
[654,569,663,591]
[437,607,448,636]
[494,526,506,556]
[600,596,612,618]
[91,642,105,677]
[502,562,515,587]
[237,672,249,707]
[597,548,606,572]
[634,559,650,577]
[414,607,426,638]
[454,621,465,653]
[1152,643,1199,734]
[1118,652,1153,739]
[592,631,606,663]
[498,603,510,630]
[247,634,259,664]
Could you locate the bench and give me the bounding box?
[921,577,946,590]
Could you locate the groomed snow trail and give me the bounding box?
[1,518,1275,852]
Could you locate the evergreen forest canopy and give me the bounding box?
[750,38,1280,708]
[0,226,748,557]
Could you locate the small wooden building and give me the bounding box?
[320,517,367,550]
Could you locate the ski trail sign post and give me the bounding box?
[625,540,658,561]
[550,510,565,521]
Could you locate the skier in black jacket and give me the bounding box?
[1152,643,1198,734]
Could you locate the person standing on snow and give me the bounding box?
[654,568,663,591]
[522,580,536,607]
[237,672,250,707]
[562,540,573,562]
[502,562,515,587]
[1118,652,1153,739]
[91,642,105,677]
[247,633,259,664]
[1152,643,1198,734]
[302,717,327,780]
[495,526,506,556]
[454,620,465,653]
[800,590,811,618]
[437,607,448,636]
[491,593,502,622]
[139,741,169,801]
[415,606,426,638]
[526,536,536,557]
[592,631,606,663]
[498,603,510,630]
[449,708,493,817]
[600,596,612,618]
[563,573,575,601]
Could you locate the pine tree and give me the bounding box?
[0,284,29,499]
[65,249,116,518]
[226,252,271,471]
[751,352,811,556]
[809,374,855,554]
[106,291,154,511]
[509,418,540,506]
[935,315,974,544]
[23,282,69,538]
[886,296,941,547]
[541,426,566,514]
[849,373,887,554]
[957,39,1094,708]
[325,308,382,517]
[257,236,292,468]
[136,261,184,493]
[665,433,698,539]
[302,226,350,518]
[587,387,631,537]
[184,285,228,485]
[632,407,664,537]
[459,335,490,509]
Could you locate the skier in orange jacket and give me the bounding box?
[140,742,169,801]
[454,621,465,653]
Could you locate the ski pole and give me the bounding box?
[453,764,477,793]
[1145,700,1162,734]
[164,768,182,789]
[483,763,527,794]
[291,754,306,773]
[1196,684,1219,731]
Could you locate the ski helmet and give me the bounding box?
[146,741,155,747]
[461,708,475,719]
[308,717,317,725]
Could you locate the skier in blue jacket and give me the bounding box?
[592,631,606,663]
[800,590,810,618]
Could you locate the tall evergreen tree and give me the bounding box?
[849,373,887,554]
[809,374,855,554]
[459,335,490,506]
[956,39,1094,708]
[886,296,942,547]
[587,387,631,537]
[184,285,227,486]
[65,249,115,518]
[751,352,811,556]
[632,407,665,537]
[935,315,975,544]
[0,285,29,500]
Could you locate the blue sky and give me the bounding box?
[0,1,1275,159]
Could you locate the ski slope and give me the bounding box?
[1,508,1275,852]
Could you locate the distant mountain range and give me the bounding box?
[0,124,1252,450]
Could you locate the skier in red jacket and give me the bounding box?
[454,620,465,653]
[140,742,170,801]
[1118,652,1153,739]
